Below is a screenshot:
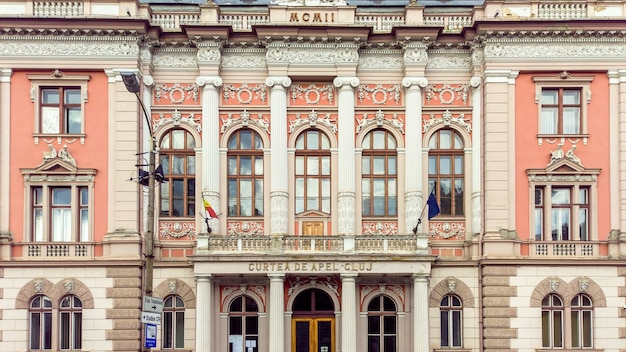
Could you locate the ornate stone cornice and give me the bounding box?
[221,48,266,69]
[0,35,139,57]
[358,49,403,70]
[266,42,359,64]
[482,37,626,59]
[152,48,198,68]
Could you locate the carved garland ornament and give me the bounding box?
[290,84,334,104]
[360,284,405,306]
[287,276,339,298]
[424,84,470,105]
[226,222,264,237]
[159,221,196,239]
[221,285,267,311]
[429,222,465,240]
[223,83,267,104]
[154,83,199,104]
[357,84,401,105]
[361,222,398,236]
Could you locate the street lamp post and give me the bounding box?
[121,72,156,350]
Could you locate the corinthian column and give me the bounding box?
[195,274,212,352]
[333,76,359,237]
[265,76,292,236]
[196,76,222,234]
[268,274,285,352]
[402,77,428,234]
[413,274,429,352]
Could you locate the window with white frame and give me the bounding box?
[533,73,593,138]
[295,130,331,214]
[533,185,591,241]
[542,293,564,348]
[571,293,593,348]
[29,294,83,351]
[362,129,397,217]
[440,294,462,348]
[227,129,264,217]
[27,73,90,137]
[159,128,196,217]
[163,295,185,349]
[428,129,464,217]
[367,295,397,352]
[30,185,91,242]
[228,295,259,352]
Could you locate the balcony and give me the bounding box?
[22,242,94,259]
[529,241,602,258]
[201,234,427,256]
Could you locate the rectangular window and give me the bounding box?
[533,185,591,241]
[41,87,83,134]
[29,186,91,242]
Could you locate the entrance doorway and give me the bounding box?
[291,288,335,352]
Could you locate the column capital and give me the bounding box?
[265,76,292,88]
[194,274,212,282]
[333,76,359,89]
[143,75,154,87]
[196,76,223,87]
[469,76,481,88]
[0,68,13,82]
[268,273,286,280]
[340,273,358,279]
[402,77,428,89]
[412,273,430,282]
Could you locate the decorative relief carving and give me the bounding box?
[154,110,202,134]
[221,285,267,310]
[151,50,198,68]
[423,110,472,134]
[447,278,457,293]
[484,41,626,59]
[359,52,403,70]
[267,44,359,64]
[220,111,270,135]
[360,284,405,306]
[154,83,199,104]
[0,39,139,57]
[579,278,589,292]
[64,280,74,293]
[356,111,405,135]
[357,84,401,105]
[403,46,428,63]
[287,276,339,298]
[424,84,470,105]
[159,221,196,239]
[528,174,596,182]
[429,222,465,240]
[427,55,471,69]
[289,111,337,134]
[34,280,44,293]
[226,222,264,237]
[361,222,398,236]
[337,192,356,235]
[290,84,334,104]
[40,144,77,166]
[168,280,177,294]
[221,50,267,69]
[550,279,559,292]
[223,83,267,104]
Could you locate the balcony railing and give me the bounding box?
[204,235,425,255]
[24,242,93,259]
[538,2,588,19]
[151,13,202,31]
[530,241,599,258]
[34,1,84,17]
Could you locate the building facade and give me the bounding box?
[0,0,625,351]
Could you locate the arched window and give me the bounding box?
[229,295,259,352]
[163,295,185,349]
[29,295,52,350]
[295,130,331,214]
[571,293,593,348]
[367,295,397,352]
[362,130,397,217]
[59,295,82,350]
[440,294,462,348]
[429,129,464,216]
[542,294,564,348]
[227,130,264,217]
[159,129,196,217]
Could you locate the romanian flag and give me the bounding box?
[203,198,218,219]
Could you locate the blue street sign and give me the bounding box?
[145,323,157,348]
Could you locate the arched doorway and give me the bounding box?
[291,288,335,352]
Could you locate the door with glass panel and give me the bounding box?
[292,318,334,352]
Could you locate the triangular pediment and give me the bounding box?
[545,158,586,173]
[21,158,97,182]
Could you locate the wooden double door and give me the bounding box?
[292,318,334,352]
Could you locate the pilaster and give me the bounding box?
[413,274,429,352]
[340,273,357,352]
[195,274,212,352]
[269,273,285,352]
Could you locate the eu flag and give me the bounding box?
[427,191,440,220]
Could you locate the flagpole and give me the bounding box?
[201,194,212,233]
[412,186,436,234]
